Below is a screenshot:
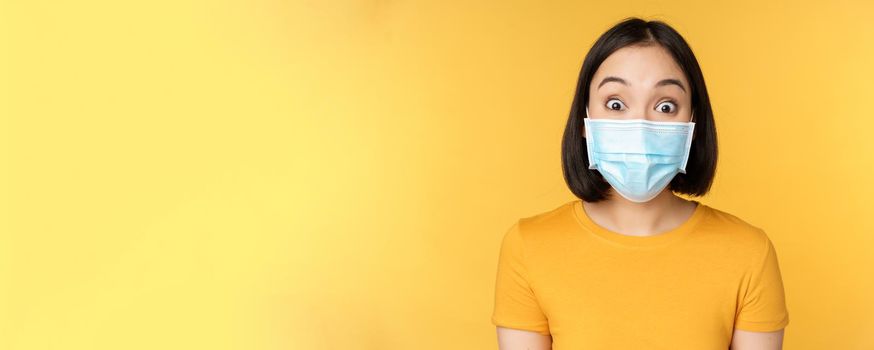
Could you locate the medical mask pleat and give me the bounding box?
[584,108,695,203]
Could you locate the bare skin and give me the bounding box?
[497,43,784,349]
[496,327,552,350]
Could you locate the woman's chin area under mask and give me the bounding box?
[583,187,698,237]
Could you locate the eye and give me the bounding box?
[656,100,677,113]
[605,98,626,111]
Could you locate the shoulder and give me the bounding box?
[701,204,768,239]
[510,200,581,247]
[517,200,577,229]
[698,204,775,262]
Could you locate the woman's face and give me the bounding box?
[587,44,693,123]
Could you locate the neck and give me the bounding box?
[582,189,697,237]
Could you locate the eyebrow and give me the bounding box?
[597,76,687,93]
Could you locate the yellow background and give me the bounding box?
[2,0,872,349]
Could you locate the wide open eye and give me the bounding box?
[605,98,626,111]
[655,100,677,113]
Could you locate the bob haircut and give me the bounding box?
[562,17,718,202]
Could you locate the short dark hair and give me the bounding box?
[561,17,718,202]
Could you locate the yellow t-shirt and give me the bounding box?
[491,199,789,349]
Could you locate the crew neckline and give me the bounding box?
[571,199,708,248]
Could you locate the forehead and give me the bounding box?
[591,44,687,88]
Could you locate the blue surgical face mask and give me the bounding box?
[584,107,695,203]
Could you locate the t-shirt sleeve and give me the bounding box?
[734,233,790,332]
[490,220,551,336]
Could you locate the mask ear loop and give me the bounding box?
[680,109,696,173]
[582,106,598,170]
